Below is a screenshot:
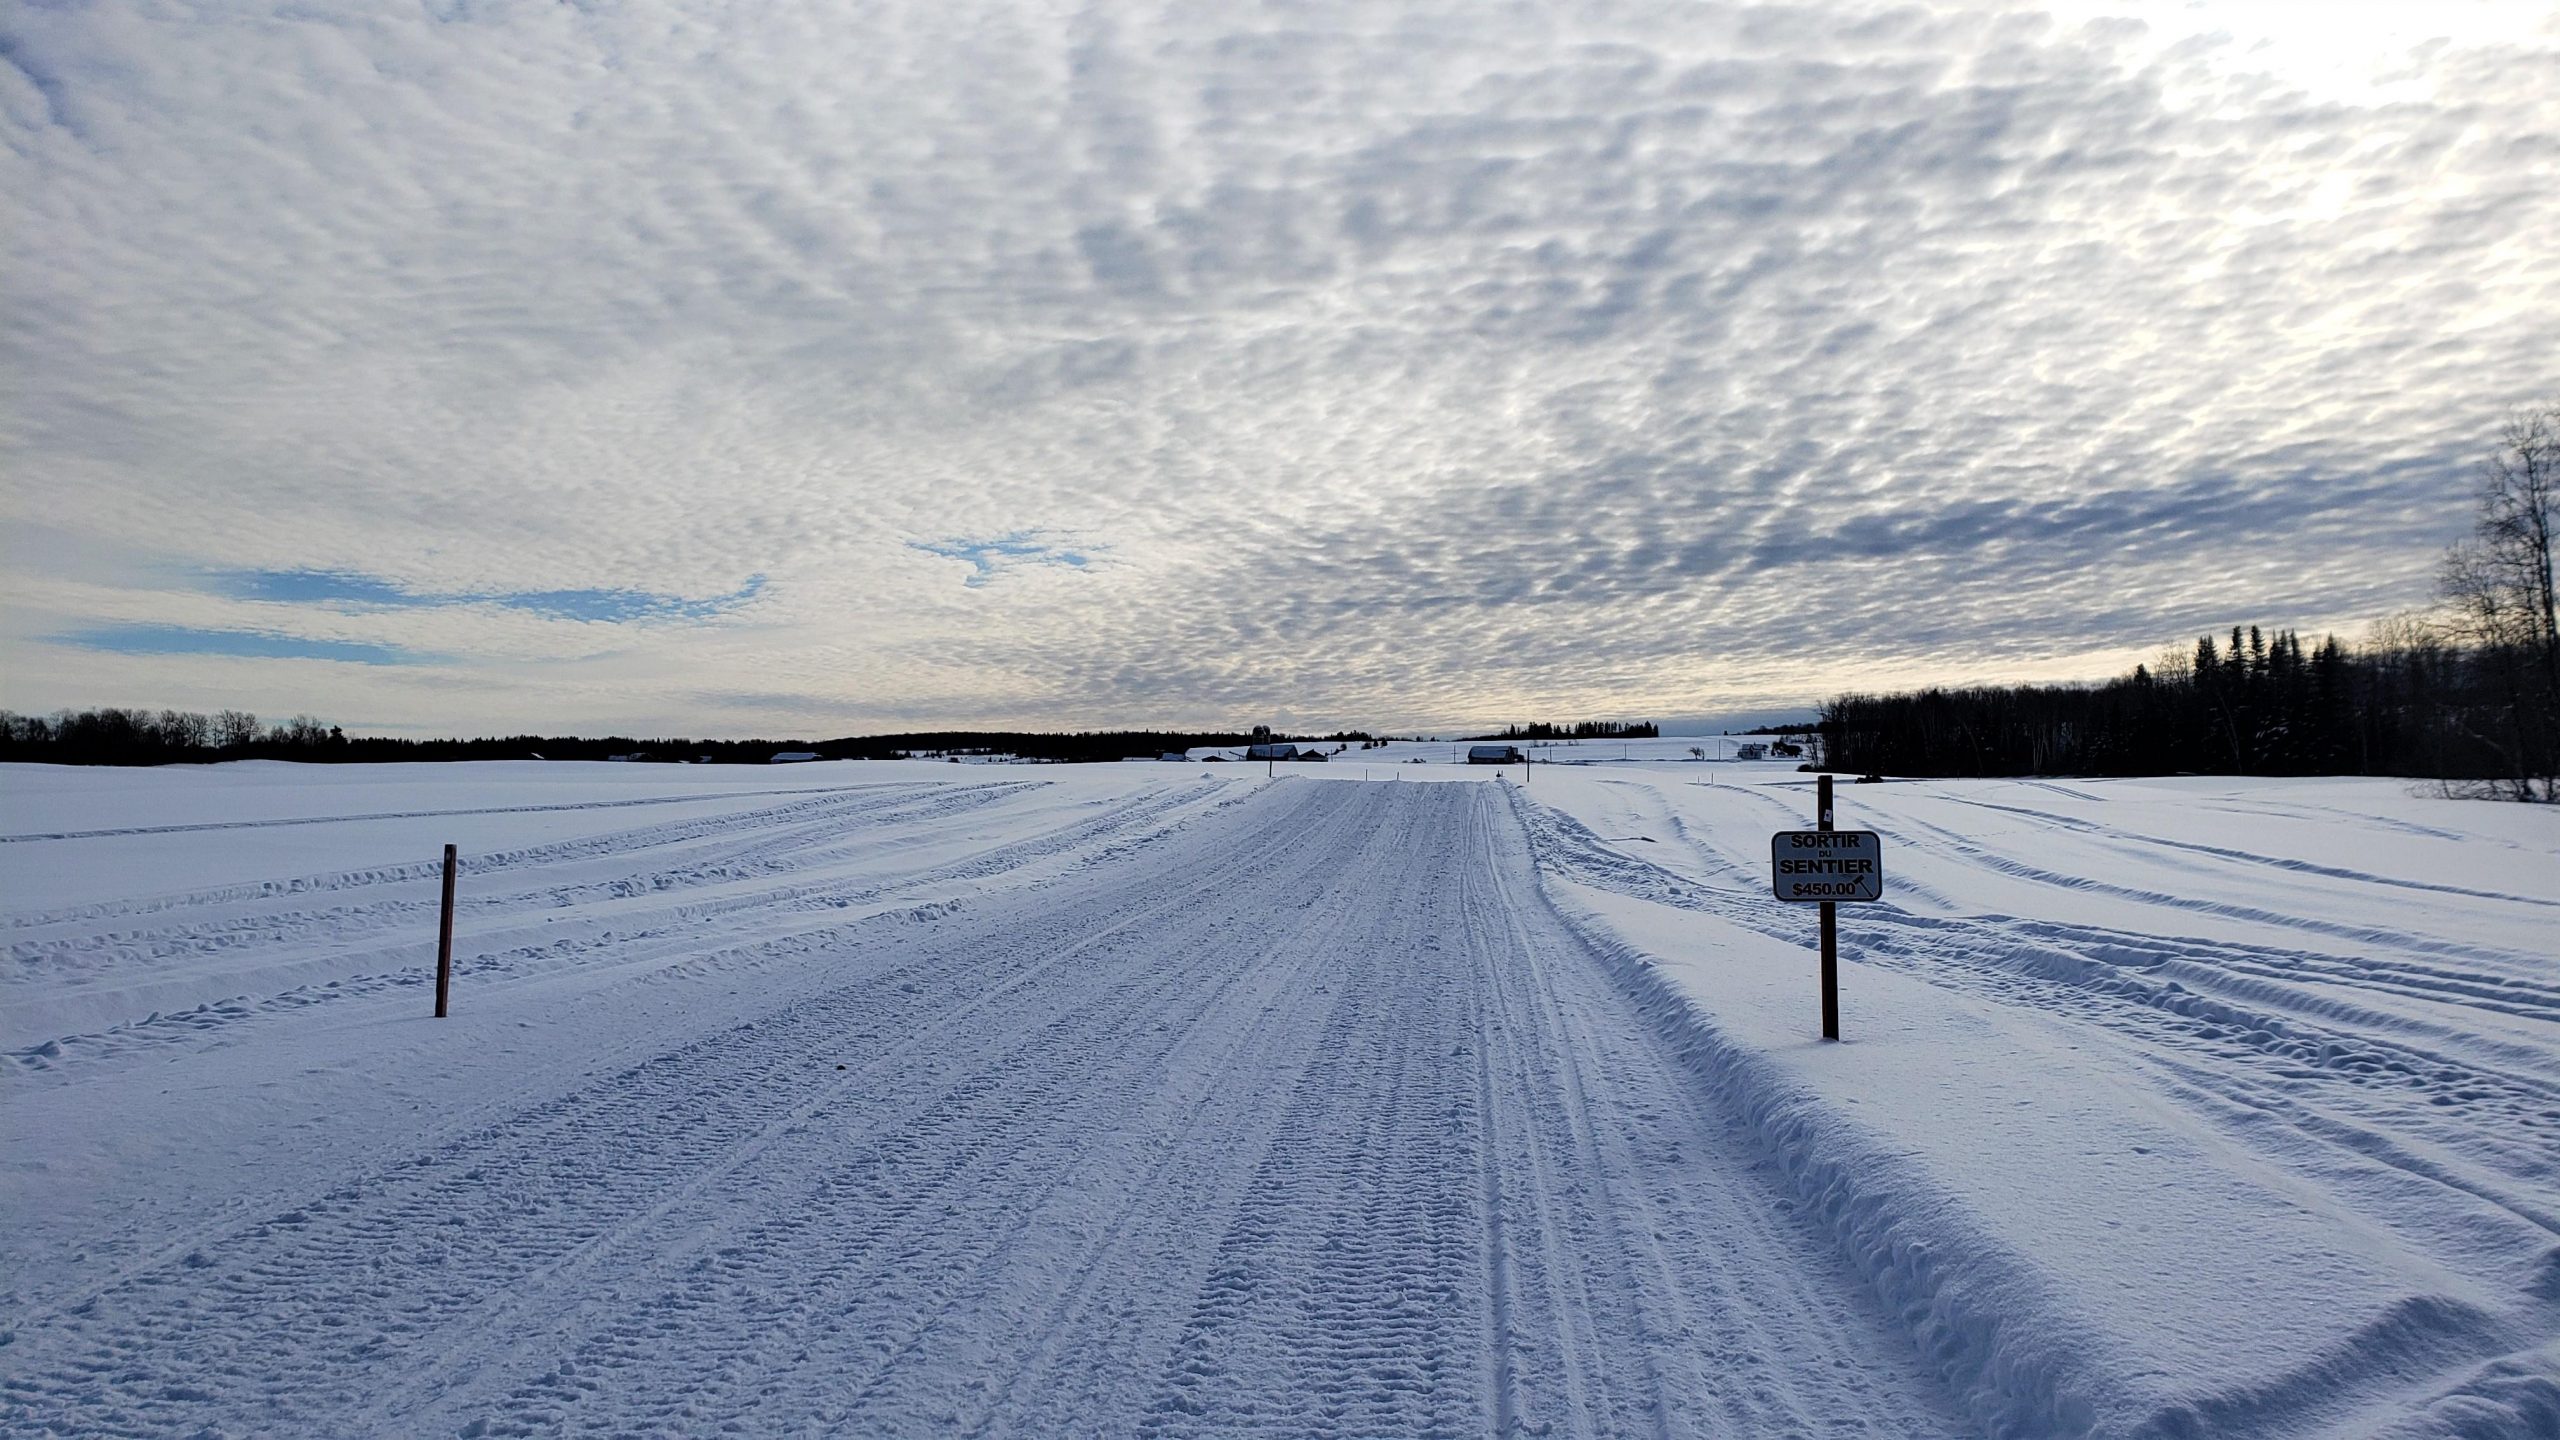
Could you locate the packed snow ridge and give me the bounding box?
[2,751,2554,1437]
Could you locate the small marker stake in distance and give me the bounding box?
[434,844,458,1018]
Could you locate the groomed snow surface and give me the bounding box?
[3,753,2554,1438]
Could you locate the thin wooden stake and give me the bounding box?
[435,843,457,1018]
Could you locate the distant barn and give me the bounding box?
[1467,744,1524,764]
[770,751,822,764]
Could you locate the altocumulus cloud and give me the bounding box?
[2,0,2554,734]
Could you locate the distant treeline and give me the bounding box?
[816,730,1266,762]
[0,709,828,766]
[1820,622,2554,793]
[1479,721,1659,740]
[1826,405,2559,799]
[0,712,1279,767]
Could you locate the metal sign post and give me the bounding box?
[1770,774,1884,1040]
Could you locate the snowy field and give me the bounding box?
[3,754,2555,1437]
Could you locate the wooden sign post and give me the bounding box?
[1817,777,1836,1038]
[1770,774,1884,1040]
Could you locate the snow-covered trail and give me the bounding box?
[1521,772,2560,1433]
[1528,779,2560,1256]
[1,779,1974,1438]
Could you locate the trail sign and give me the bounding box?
[1770,830,1883,902]
[1777,774,1879,1041]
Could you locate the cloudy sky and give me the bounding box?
[5,1,2555,737]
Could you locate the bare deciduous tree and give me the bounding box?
[2438,404,2559,800]
[213,709,261,750]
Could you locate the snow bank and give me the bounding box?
[1527,784,2560,1439]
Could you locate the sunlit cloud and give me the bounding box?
[4,1,2554,734]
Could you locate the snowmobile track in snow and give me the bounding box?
[0,779,1977,1439]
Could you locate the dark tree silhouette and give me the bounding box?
[2437,404,2559,800]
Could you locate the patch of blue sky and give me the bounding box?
[909,534,1094,588]
[216,569,438,607]
[495,576,766,622]
[55,624,425,666]
[209,569,766,623]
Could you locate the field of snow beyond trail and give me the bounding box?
[5,756,2556,1438]
[3,768,1971,1438]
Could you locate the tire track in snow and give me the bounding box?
[7,778,1238,1070]
[5,783,998,930]
[0,785,1323,1437]
[406,793,1390,1437]
[0,782,910,844]
[1532,800,2560,1095]
[3,780,1978,1438]
[1478,784,1973,1438]
[1522,797,2560,1316]
[1926,794,2560,910]
[1128,784,1969,1440]
[3,782,1015,969]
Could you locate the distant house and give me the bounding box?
[1468,744,1524,765]
[1244,742,1299,761]
[770,751,822,764]
[1295,749,1328,762]
[1735,742,1768,760]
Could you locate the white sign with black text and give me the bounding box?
[1770,830,1884,903]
